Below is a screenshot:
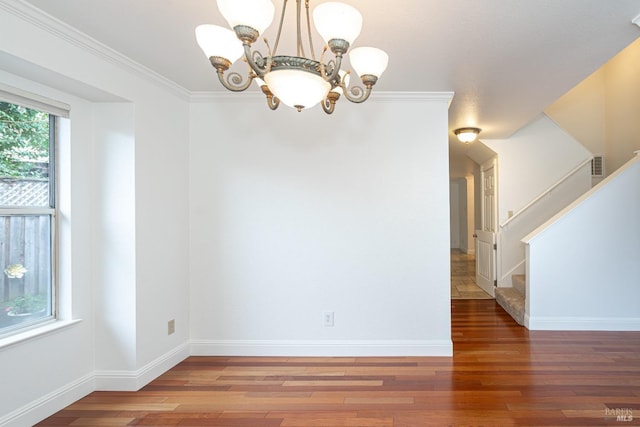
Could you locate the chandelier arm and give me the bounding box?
[258,85,280,110]
[326,54,343,82]
[322,92,340,114]
[266,95,280,110]
[243,43,272,77]
[318,47,327,78]
[216,69,254,92]
[321,98,336,114]
[341,82,373,104]
[318,48,342,83]
[321,101,335,114]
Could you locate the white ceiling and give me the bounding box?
[22,0,640,177]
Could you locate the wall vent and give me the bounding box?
[591,155,605,177]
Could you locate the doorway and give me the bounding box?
[449,177,491,299]
[451,249,492,299]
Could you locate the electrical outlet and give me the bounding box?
[168,319,175,335]
[323,311,334,327]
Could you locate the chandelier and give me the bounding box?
[195,0,389,114]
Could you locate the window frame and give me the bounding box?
[0,102,59,336]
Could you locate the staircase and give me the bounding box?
[495,274,526,325]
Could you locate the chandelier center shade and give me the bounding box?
[195,0,389,114]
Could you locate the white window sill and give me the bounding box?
[0,318,82,351]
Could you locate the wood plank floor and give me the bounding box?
[37,300,640,426]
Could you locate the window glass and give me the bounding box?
[0,101,55,334]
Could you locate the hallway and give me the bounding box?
[451,249,492,299]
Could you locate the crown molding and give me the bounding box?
[0,0,190,101]
[191,91,455,106]
[374,91,454,107]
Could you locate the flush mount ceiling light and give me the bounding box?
[454,127,481,144]
[196,0,389,114]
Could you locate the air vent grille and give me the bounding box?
[591,155,604,177]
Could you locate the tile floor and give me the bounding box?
[451,249,492,299]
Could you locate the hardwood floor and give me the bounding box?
[451,249,492,299]
[37,300,640,426]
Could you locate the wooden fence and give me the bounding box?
[0,215,51,304]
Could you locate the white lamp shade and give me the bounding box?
[264,69,331,110]
[455,128,480,143]
[349,46,389,78]
[195,24,244,63]
[313,2,362,44]
[457,132,477,143]
[216,0,275,35]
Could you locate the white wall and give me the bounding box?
[545,71,606,157]
[93,103,137,372]
[473,164,482,235]
[603,38,640,174]
[482,114,592,225]
[132,95,190,374]
[525,155,640,330]
[449,178,474,253]
[450,180,460,248]
[546,37,640,178]
[460,175,475,254]
[189,94,453,356]
[0,2,190,424]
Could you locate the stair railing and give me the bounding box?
[500,157,592,228]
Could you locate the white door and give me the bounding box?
[475,160,497,297]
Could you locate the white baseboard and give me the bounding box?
[94,342,190,391]
[0,373,94,427]
[527,316,640,331]
[190,339,453,357]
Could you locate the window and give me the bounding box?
[0,100,56,335]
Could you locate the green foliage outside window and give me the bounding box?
[0,102,50,179]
